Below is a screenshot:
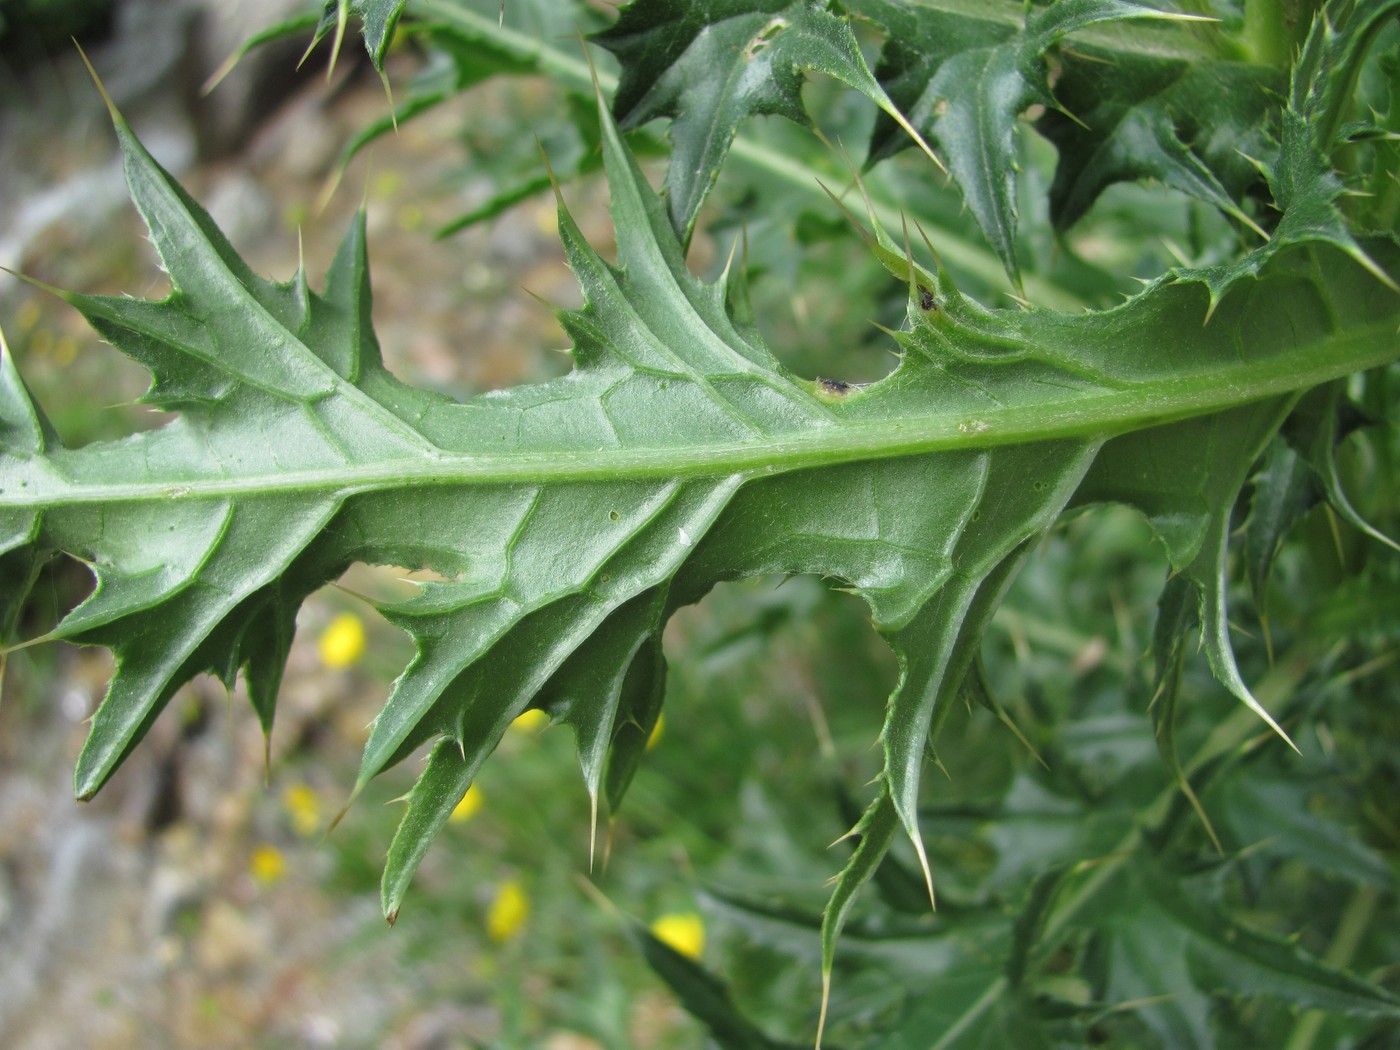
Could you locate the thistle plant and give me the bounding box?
[3,0,1399,1045]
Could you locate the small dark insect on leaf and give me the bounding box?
[818,377,854,396]
[917,284,936,311]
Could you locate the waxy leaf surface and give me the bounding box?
[1,4,1397,1006]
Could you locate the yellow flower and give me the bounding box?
[646,712,665,750]
[650,912,704,960]
[250,844,285,884]
[281,782,321,837]
[510,709,550,734]
[16,298,40,332]
[487,878,529,943]
[318,612,366,669]
[371,170,403,199]
[450,783,484,823]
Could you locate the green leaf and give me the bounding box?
[1079,857,1400,1046]
[3,15,1398,985]
[820,781,901,1039]
[310,0,409,73]
[203,12,323,95]
[857,0,1206,286]
[1037,51,1279,235]
[0,333,53,642]
[1243,436,1320,612]
[1175,0,1400,311]
[592,0,931,248]
[1294,382,1400,555]
[315,0,648,235]
[629,921,810,1050]
[1139,860,1400,1020]
[1080,399,1301,747]
[1217,773,1397,891]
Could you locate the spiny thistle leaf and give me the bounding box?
[592,0,935,248]
[1,9,1398,1031]
[1133,859,1400,1020]
[1243,435,1321,614]
[1077,399,1303,750]
[309,0,409,73]
[1173,0,1400,310]
[1037,49,1280,235]
[1294,383,1400,555]
[855,0,1210,287]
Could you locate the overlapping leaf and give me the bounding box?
[1173,0,1400,310]
[592,0,933,248]
[316,0,636,237]
[310,0,408,71]
[855,0,1206,286]
[1036,50,1279,234]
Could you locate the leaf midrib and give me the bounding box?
[14,318,1396,507]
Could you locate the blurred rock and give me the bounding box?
[197,898,269,974]
[185,0,325,158]
[0,0,320,281]
[203,169,278,245]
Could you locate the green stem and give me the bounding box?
[1243,0,1316,68]
[12,307,1398,510]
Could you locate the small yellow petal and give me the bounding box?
[250,844,286,884]
[281,782,321,837]
[16,298,40,331]
[533,202,558,236]
[650,912,704,960]
[646,712,665,750]
[371,170,403,199]
[398,203,424,231]
[510,709,550,734]
[487,879,529,943]
[318,612,366,669]
[450,783,484,823]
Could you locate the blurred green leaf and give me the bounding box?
[856,0,1206,286]
[593,0,929,247]
[629,921,812,1049]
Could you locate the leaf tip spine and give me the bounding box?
[202,48,241,96]
[74,41,123,131]
[314,157,353,219]
[718,233,742,286]
[326,0,350,83]
[883,96,946,178]
[379,69,397,133]
[1202,294,1221,326]
[816,179,879,253]
[535,137,566,208]
[327,784,361,835]
[909,824,937,913]
[588,792,599,872]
